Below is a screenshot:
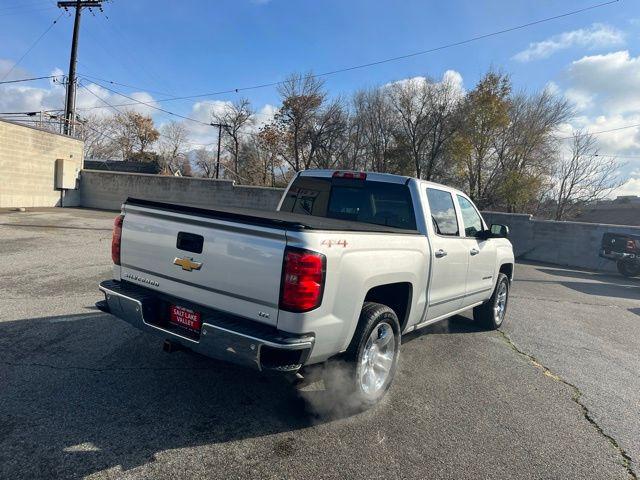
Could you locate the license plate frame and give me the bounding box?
[168,304,202,334]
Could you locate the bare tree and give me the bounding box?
[194,148,217,178]
[80,114,119,160]
[422,76,463,180]
[490,88,573,211]
[213,98,254,177]
[352,87,395,172]
[552,131,623,220]
[308,99,349,170]
[388,77,432,178]
[158,121,189,173]
[273,72,326,171]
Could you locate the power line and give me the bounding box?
[596,153,640,158]
[0,12,65,81]
[77,80,228,149]
[0,74,60,85]
[60,0,622,111]
[559,123,640,140]
[78,72,174,97]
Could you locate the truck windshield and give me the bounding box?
[280,176,417,230]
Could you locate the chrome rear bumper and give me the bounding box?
[599,249,637,261]
[97,280,314,372]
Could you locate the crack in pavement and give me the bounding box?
[497,329,637,480]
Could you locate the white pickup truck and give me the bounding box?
[97,170,514,406]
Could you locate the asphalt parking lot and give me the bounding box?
[1,208,638,480]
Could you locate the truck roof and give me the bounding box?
[299,169,466,195]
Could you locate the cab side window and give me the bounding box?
[426,188,459,236]
[457,195,484,238]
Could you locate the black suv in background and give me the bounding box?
[601,232,640,277]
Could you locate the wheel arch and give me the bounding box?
[362,281,413,333]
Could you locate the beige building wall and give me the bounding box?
[0,119,84,208]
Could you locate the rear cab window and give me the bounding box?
[280,175,417,230]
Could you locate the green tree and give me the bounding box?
[451,71,511,206]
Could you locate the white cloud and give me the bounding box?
[565,50,640,115]
[513,23,624,62]
[612,173,640,196]
[552,49,640,197]
[385,69,465,99]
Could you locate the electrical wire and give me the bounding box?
[78,72,174,97]
[1,11,65,81]
[77,80,229,148]
[559,123,640,140]
[0,74,60,85]
[64,0,621,111]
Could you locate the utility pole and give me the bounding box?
[210,122,229,179]
[58,0,102,135]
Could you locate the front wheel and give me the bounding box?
[617,260,640,278]
[474,273,510,329]
[324,302,401,409]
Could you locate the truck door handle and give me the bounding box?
[435,249,447,258]
[470,248,479,256]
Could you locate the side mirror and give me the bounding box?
[490,223,509,238]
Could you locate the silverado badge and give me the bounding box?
[173,257,202,272]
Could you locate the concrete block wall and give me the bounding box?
[79,170,285,212]
[0,119,83,208]
[482,211,640,271]
[76,169,639,272]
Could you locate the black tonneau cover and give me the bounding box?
[125,197,420,234]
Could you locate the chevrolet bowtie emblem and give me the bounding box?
[173,257,202,272]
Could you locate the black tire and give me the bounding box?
[473,273,510,330]
[324,302,401,409]
[617,260,640,278]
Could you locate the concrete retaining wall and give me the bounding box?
[79,170,284,212]
[0,119,83,208]
[482,211,640,271]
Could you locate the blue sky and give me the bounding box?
[2,0,640,193]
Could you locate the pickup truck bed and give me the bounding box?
[126,197,420,234]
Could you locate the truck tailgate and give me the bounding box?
[119,201,286,326]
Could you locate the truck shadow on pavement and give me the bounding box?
[0,310,480,479]
[523,267,640,302]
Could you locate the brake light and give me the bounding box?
[627,239,637,251]
[332,170,367,180]
[111,215,124,265]
[280,247,326,312]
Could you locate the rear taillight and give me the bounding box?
[332,170,367,180]
[627,239,636,251]
[279,247,326,312]
[111,215,124,265]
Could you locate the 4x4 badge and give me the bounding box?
[173,257,202,272]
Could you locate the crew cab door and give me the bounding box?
[456,195,497,307]
[424,187,469,321]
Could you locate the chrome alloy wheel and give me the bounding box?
[359,322,395,396]
[494,280,508,325]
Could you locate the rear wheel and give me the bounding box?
[616,260,640,278]
[473,273,509,329]
[324,302,401,409]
